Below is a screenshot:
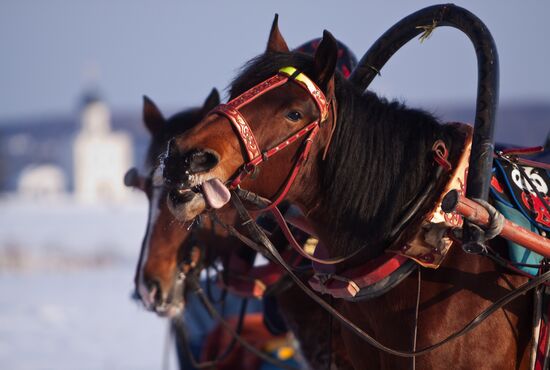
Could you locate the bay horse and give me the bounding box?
[127,92,301,369]
[129,89,222,317]
[161,18,536,370]
[128,91,355,369]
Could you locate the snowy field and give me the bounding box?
[0,264,177,370]
[0,196,180,370]
[0,195,148,265]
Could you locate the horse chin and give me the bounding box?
[167,191,207,222]
[154,302,185,318]
[152,277,186,318]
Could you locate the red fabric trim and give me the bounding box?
[501,146,544,156]
[210,74,288,162]
[535,301,550,370]
[221,251,302,298]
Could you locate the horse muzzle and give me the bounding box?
[137,273,186,318]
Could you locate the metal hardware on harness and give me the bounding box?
[461,198,505,255]
[314,273,361,297]
[442,190,550,257]
[432,140,452,171]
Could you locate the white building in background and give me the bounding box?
[18,164,67,200]
[73,96,134,204]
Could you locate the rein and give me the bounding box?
[184,273,300,370]
[171,298,248,369]
[170,236,299,369]
[229,191,550,357]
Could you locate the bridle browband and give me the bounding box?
[210,66,330,210]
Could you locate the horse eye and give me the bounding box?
[286,111,302,122]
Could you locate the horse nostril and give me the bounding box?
[187,149,219,174]
[124,168,139,187]
[130,289,141,302]
[143,277,163,306]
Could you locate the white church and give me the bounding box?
[15,95,135,204]
[0,93,147,264]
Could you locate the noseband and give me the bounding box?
[210,66,330,209]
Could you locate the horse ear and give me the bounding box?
[143,95,165,135]
[313,30,338,93]
[200,88,220,115]
[266,14,289,53]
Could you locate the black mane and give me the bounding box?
[229,51,463,259]
[320,85,458,258]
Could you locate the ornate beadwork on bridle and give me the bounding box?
[209,66,330,209]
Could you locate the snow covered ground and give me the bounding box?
[0,195,148,265]
[0,264,177,370]
[0,196,179,370]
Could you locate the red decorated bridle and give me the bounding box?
[210,66,330,210]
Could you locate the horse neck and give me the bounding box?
[304,89,452,261]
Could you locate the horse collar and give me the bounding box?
[309,123,474,300]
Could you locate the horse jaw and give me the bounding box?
[167,191,207,223]
[166,161,232,222]
[153,274,186,318]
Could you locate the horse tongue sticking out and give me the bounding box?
[202,178,231,209]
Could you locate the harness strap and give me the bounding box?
[501,146,545,157]
[221,249,303,298]
[308,254,413,299]
[232,155,444,267]
[279,66,329,121]
[432,140,452,171]
[212,74,289,162]
[229,192,550,357]
[186,274,300,370]
[229,121,320,191]
[171,298,248,369]
[322,98,338,160]
[269,206,366,264]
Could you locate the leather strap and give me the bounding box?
[211,74,288,161]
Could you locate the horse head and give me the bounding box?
[162,16,455,264]
[162,17,341,227]
[126,89,239,317]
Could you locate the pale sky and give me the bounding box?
[1,0,549,121]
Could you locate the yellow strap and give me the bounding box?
[278,66,328,121]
